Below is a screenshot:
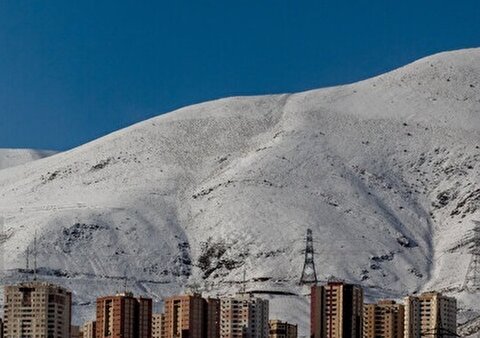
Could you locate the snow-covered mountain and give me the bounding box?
[0,149,56,170]
[0,48,479,335]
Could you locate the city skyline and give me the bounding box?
[0,2,478,335]
[0,279,459,337]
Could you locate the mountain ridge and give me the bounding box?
[0,48,479,335]
[0,149,57,170]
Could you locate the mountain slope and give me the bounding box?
[0,48,479,334]
[0,149,57,170]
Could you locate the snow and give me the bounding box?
[0,149,57,170]
[0,48,479,336]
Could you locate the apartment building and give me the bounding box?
[363,300,404,338]
[159,293,222,338]
[205,298,221,338]
[220,294,269,338]
[81,320,96,338]
[96,292,152,338]
[3,281,72,338]
[152,314,165,338]
[311,281,363,338]
[404,292,457,338]
[71,325,81,338]
[163,293,206,338]
[268,320,297,338]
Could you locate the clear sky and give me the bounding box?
[0,0,479,151]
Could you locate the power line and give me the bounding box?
[462,220,480,293]
[33,231,38,281]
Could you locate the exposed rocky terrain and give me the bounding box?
[0,48,479,335]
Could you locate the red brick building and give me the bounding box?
[162,293,220,338]
[96,292,152,338]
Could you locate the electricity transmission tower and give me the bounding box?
[300,228,318,285]
[33,232,38,281]
[462,220,480,293]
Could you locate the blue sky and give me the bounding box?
[0,1,479,151]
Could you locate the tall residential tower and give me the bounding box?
[220,294,269,338]
[3,281,72,338]
[96,292,152,338]
[363,300,404,338]
[311,281,363,338]
[403,292,457,338]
